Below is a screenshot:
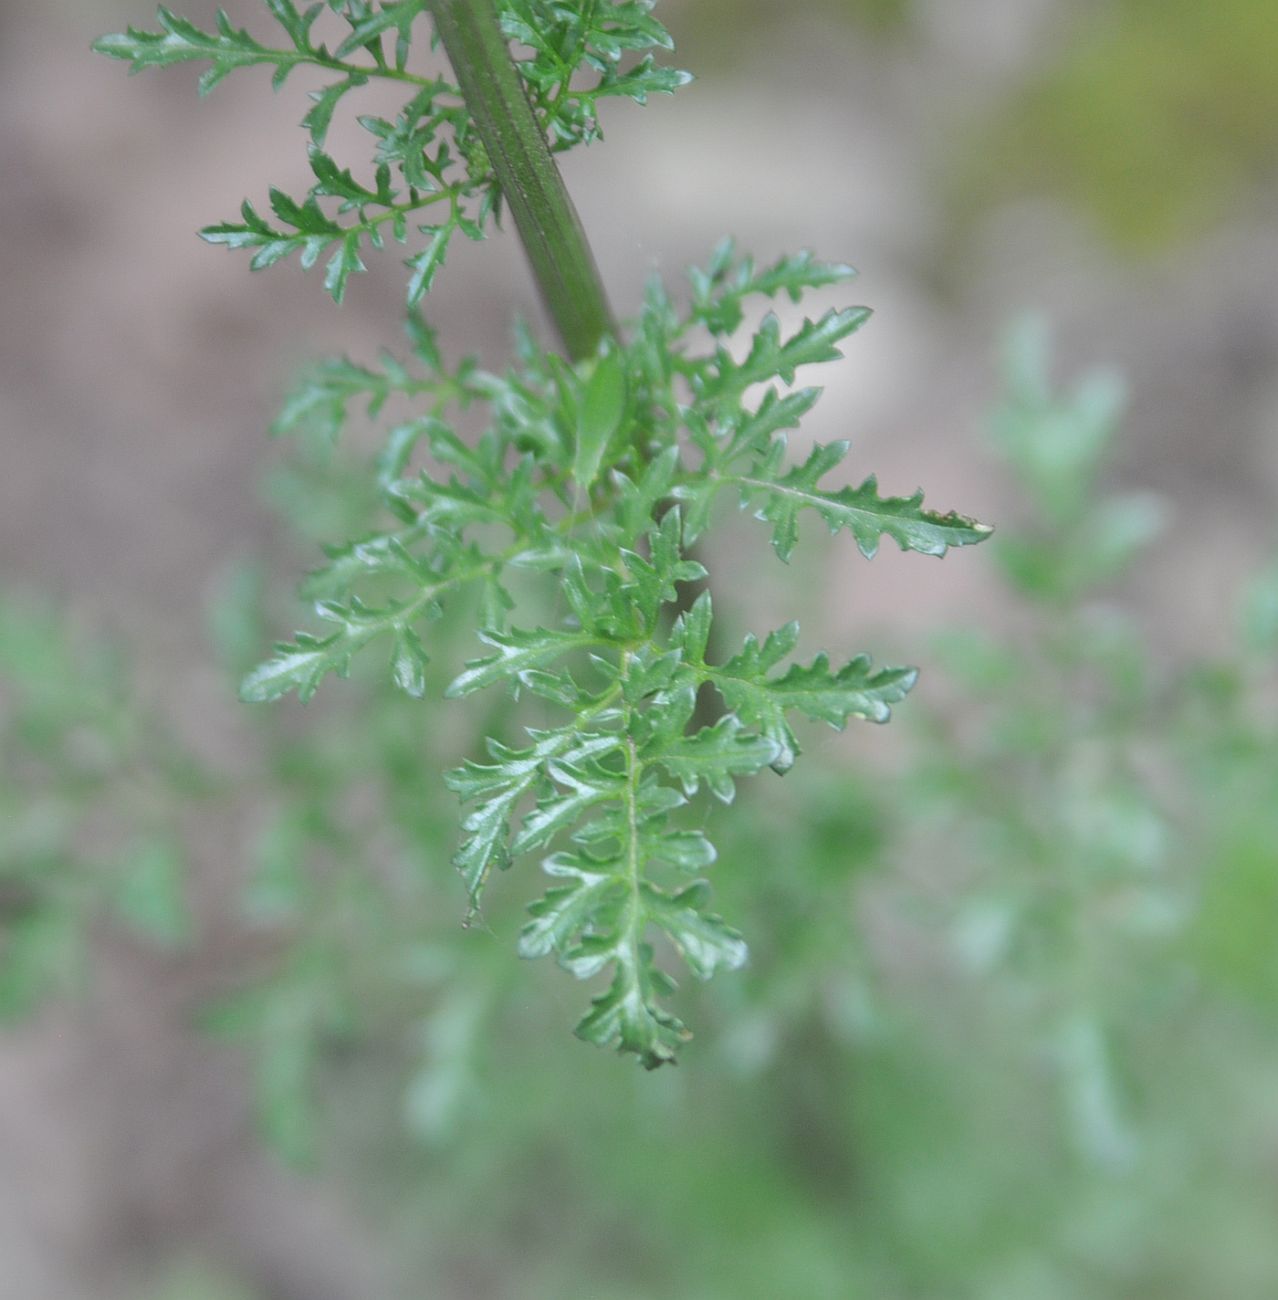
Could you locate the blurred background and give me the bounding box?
[2,1,1278,1296]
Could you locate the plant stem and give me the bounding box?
[426,0,615,361]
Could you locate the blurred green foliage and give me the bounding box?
[6,323,1276,1294]
[0,599,195,1018]
[956,0,1278,249]
[144,1262,259,1300]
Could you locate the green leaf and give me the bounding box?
[512,761,626,855]
[705,308,872,401]
[595,56,692,106]
[446,729,619,904]
[652,829,717,872]
[642,881,747,979]
[334,0,428,60]
[724,386,822,462]
[711,635,918,772]
[406,226,453,308]
[239,594,440,703]
[324,231,366,303]
[446,627,604,698]
[572,348,629,491]
[263,0,317,49]
[670,590,713,664]
[271,356,396,440]
[301,74,368,146]
[646,715,780,803]
[92,8,288,94]
[740,440,993,561]
[389,625,430,697]
[238,628,353,704]
[573,947,688,1070]
[518,853,627,960]
[113,838,190,946]
[690,245,857,335]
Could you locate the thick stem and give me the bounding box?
[427,0,615,360]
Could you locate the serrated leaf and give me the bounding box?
[512,761,625,855]
[239,594,440,703]
[646,716,780,803]
[723,386,821,463]
[92,8,284,92]
[741,441,993,561]
[302,75,367,146]
[446,730,618,904]
[323,231,366,303]
[334,0,428,60]
[406,226,452,308]
[263,0,314,48]
[710,640,918,772]
[309,146,382,205]
[573,946,688,1070]
[651,829,717,872]
[670,590,713,664]
[446,627,604,698]
[747,250,857,301]
[642,881,746,979]
[389,625,429,697]
[238,628,352,704]
[690,246,856,335]
[518,853,627,960]
[707,308,872,400]
[271,356,392,440]
[596,56,692,105]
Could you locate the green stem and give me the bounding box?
[426,0,615,361]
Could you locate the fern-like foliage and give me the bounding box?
[96,1,991,1065]
[94,1,687,305]
[232,246,989,1065]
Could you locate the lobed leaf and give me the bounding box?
[446,729,619,904]
[446,628,606,699]
[517,853,627,961]
[646,715,780,803]
[702,308,872,402]
[641,881,747,980]
[92,7,289,94]
[710,637,918,772]
[739,440,993,561]
[239,594,441,703]
[690,242,857,335]
[573,946,688,1070]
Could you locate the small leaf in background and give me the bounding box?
[1243,560,1278,654]
[113,838,190,947]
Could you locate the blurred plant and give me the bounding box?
[217,313,1278,1295]
[0,598,196,1019]
[144,1261,260,1300]
[953,0,1278,250]
[911,320,1179,1170]
[5,0,1271,1290]
[3,304,1277,1292]
[92,0,989,1066]
[892,325,1278,1297]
